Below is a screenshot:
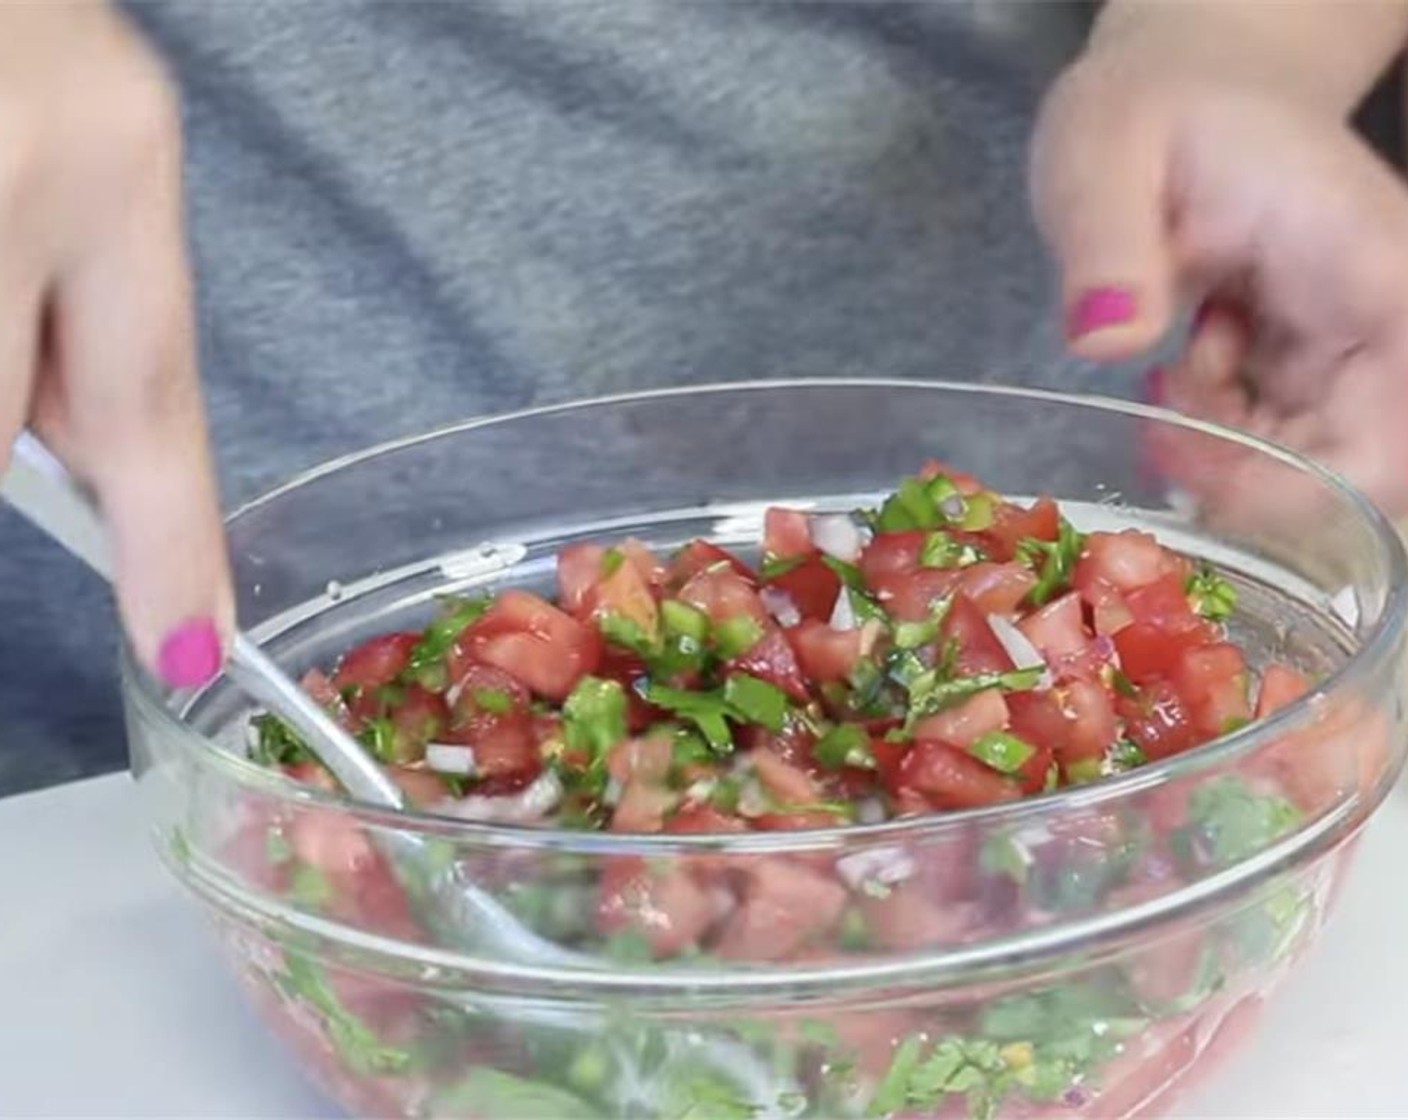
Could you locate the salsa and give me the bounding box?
[251,460,1300,832]
[224,462,1351,1120]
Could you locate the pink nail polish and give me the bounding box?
[1067,287,1138,339]
[158,617,223,688]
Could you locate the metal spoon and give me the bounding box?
[1,430,799,1115]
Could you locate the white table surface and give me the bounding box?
[3,772,1407,1118]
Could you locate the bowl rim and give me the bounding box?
[125,378,1408,982]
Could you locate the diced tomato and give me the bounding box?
[899,740,1022,809]
[1118,679,1200,760]
[610,781,678,833]
[462,590,600,701]
[1059,679,1119,761]
[607,734,674,786]
[1074,530,1186,594]
[786,619,863,684]
[1017,591,1089,659]
[287,809,418,938]
[751,748,824,806]
[727,627,811,703]
[556,542,606,615]
[386,684,448,762]
[388,766,451,806]
[1114,621,1213,685]
[715,858,847,962]
[617,538,665,586]
[221,820,291,893]
[596,857,719,957]
[665,803,748,834]
[858,530,926,584]
[956,562,1038,616]
[1125,571,1206,634]
[871,568,962,622]
[300,668,344,713]
[449,663,532,718]
[860,883,977,952]
[1255,662,1311,718]
[763,507,815,560]
[1083,576,1135,636]
[940,595,1016,675]
[446,708,540,780]
[1015,741,1055,794]
[1172,641,1251,737]
[332,632,420,692]
[1007,690,1072,756]
[912,688,1009,750]
[679,567,770,628]
[764,555,842,622]
[667,540,755,587]
[984,496,1061,560]
[283,760,339,791]
[584,557,660,639]
[751,809,847,830]
[1124,928,1208,1009]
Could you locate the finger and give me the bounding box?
[1030,68,1179,362]
[1156,299,1255,429]
[53,146,233,688]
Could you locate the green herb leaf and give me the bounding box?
[1016,519,1085,607]
[1186,563,1238,622]
[1175,775,1302,870]
[893,600,952,650]
[714,615,765,659]
[1106,738,1146,772]
[646,685,734,752]
[278,955,414,1076]
[405,595,492,683]
[662,599,710,642]
[288,864,335,909]
[599,611,659,657]
[721,674,790,732]
[969,730,1036,775]
[431,1068,602,1119]
[357,717,398,763]
[601,547,626,577]
[563,676,629,760]
[249,713,314,767]
[906,667,1044,725]
[470,686,515,715]
[814,723,876,770]
[759,554,807,581]
[920,531,987,569]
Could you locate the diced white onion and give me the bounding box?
[736,778,770,818]
[441,771,564,823]
[760,586,802,628]
[829,589,857,631]
[810,514,866,563]
[855,796,887,826]
[425,742,477,776]
[837,846,915,891]
[603,777,624,807]
[987,614,1052,688]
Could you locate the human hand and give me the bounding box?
[1030,18,1408,526]
[0,2,230,686]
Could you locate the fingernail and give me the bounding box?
[1067,287,1138,339]
[1142,365,1167,405]
[158,617,223,688]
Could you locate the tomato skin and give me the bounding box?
[584,557,660,639]
[1007,690,1072,757]
[786,620,863,684]
[597,857,720,958]
[1256,662,1311,718]
[858,530,927,584]
[1074,529,1186,594]
[1125,572,1204,634]
[764,555,842,622]
[1018,591,1089,659]
[941,595,1016,675]
[1119,679,1201,760]
[462,590,601,701]
[1172,641,1251,737]
[956,562,1038,616]
[1060,679,1119,762]
[1114,621,1211,685]
[764,507,815,559]
[871,568,962,622]
[1083,576,1135,636]
[727,627,811,703]
[556,542,606,615]
[668,540,755,587]
[899,740,1023,809]
[448,710,541,780]
[984,496,1061,560]
[912,688,1008,750]
[332,632,420,692]
[679,567,769,627]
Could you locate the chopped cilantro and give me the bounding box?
[1174,775,1301,870]
[562,677,628,761]
[265,828,293,866]
[714,615,765,659]
[906,667,1043,725]
[814,723,876,769]
[969,730,1035,775]
[1106,738,1146,772]
[920,531,987,569]
[470,686,514,715]
[404,595,491,687]
[820,554,865,588]
[599,611,658,656]
[893,601,951,651]
[277,955,413,1077]
[288,864,334,909]
[979,832,1031,883]
[661,599,710,642]
[430,1068,601,1119]
[601,547,626,577]
[1110,667,1138,698]
[1016,519,1085,607]
[249,713,313,767]
[1186,564,1238,622]
[646,685,734,752]
[357,717,397,763]
[721,674,790,732]
[759,554,806,581]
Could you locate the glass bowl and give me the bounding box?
[125,381,1408,1119]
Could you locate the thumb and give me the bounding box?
[1030,67,1180,362]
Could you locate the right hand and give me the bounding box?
[0,2,231,687]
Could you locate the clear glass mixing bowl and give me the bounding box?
[125,381,1408,1119]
